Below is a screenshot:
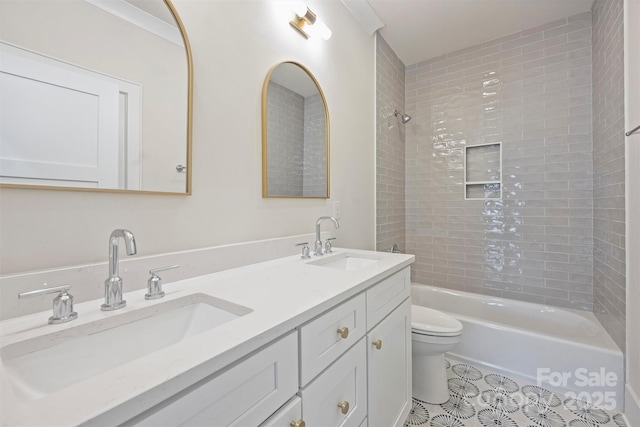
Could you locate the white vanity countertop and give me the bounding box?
[0,249,414,426]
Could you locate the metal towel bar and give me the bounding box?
[626,124,640,137]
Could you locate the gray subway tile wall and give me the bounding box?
[267,81,305,196]
[592,0,626,350]
[266,83,327,197]
[376,34,406,253]
[303,94,327,197]
[404,12,596,310]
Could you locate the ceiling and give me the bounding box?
[364,0,594,65]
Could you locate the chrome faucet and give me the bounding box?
[102,229,137,311]
[315,216,340,256]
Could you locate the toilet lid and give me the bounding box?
[411,305,463,336]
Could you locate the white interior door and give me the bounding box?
[0,43,120,188]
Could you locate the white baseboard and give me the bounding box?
[624,383,640,426]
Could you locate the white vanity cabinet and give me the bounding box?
[125,267,411,427]
[296,267,412,427]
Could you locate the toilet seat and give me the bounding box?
[411,305,463,337]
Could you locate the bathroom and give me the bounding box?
[0,0,638,426]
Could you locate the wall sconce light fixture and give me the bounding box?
[290,2,332,40]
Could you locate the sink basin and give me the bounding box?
[308,253,381,271]
[1,293,252,401]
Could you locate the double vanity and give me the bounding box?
[0,248,414,426]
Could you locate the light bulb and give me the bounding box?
[317,20,332,40]
[306,18,331,40]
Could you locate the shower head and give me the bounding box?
[394,110,411,124]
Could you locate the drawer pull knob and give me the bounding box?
[337,327,350,339]
[290,420,305,427]
[337,401,350,415]
[372,339,382,350]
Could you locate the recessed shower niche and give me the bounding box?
[464,142,502,200]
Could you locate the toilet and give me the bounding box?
[411,305,464,404]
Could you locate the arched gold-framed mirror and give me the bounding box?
[0,0,193,195]
[262,61,329,198]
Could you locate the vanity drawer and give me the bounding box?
[129,331,298,427]
[300,338,367,427]
[366,267,410,329]
[299,293,366,386]
[259,396,303,427]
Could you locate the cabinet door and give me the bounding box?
[367,298,411,427]
[129,332,298,427]
[301,339,367,427]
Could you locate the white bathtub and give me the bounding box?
[411,283,624,410]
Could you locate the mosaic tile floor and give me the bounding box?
[405,358,627,427]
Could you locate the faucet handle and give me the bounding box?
[19,284,78,324]
[324,237,336,254]
[146,265,180,300]
[295,242,311,259]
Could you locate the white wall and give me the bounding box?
[0,0,376,275]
